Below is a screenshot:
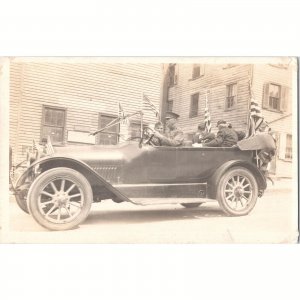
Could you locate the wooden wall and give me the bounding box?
[9,60,162,164]
[168,64,252,135]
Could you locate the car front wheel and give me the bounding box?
[27,167,93,231]
[217,167,258,216]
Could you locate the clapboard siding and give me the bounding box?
[252,64,292,134]
[169,64,252,134]
[10,61,162,164]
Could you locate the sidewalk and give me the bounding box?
[265,178,294,193]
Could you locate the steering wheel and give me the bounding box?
[139,126,156,147]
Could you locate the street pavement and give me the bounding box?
[4,179,298,243]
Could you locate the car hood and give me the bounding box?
[52,142,140,164]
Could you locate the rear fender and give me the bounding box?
[17,157,130,202]
[207,160,267,199]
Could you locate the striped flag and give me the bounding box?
[142,93,159,119]
[204,92,212,133]
[118,102,128,124]
[246,84,264,137]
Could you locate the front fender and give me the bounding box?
[17,156,130,203]
[207,160,267,199]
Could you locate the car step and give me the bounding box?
[129,198,215,206]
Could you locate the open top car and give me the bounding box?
[12,127,276,231]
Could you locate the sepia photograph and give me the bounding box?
[1,56,298,243]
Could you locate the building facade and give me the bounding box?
[9,59,162,167]
[163,61,294,177]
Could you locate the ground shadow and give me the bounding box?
[84,203,227,225]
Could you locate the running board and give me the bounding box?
[129,197,216,206]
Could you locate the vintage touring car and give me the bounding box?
[12,128,275,231]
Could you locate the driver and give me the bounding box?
[152,112,184,147]
[149,122,164,146]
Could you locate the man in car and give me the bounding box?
[203,120,238,147]
[153,112,184,146]
[148,121,164,146]
[193,122,215,144]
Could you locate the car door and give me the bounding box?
[146,146,177,182]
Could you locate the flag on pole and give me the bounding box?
[246,82,264,137]
[118,102,128,124]
[246,98,264,137]
[204,92,212,133]
[142,93,159,119]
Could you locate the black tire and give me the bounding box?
[14,174,30,214]
[180,203,203,208]
[27,167,93,231]
[217,167,258,216]
[15,189,29,214]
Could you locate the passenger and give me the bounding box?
[227,123,246,141]
[193,122,215,144]
[203,120,238,147]
[153,112,184,146]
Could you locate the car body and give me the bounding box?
[13,133,272,231]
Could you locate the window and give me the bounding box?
[263,83,289,112]
[129,122,147,139]
[191,64,205,79]
[41,106,66,144]
[192,64,200,78]
[269,84,281,110]
[285,134,292,160]
[190,93,199,118]
[167,99,173,112]
[226,83,237,109]
[169,64,178,86]
[97,114,119,145]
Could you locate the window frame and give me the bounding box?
[169,64,178,86]
[225,83,238,111]
[189,92,199,118]
[97,113,120,145]
[129,120,148,141]
[285,134,292,160]
[41,105,67,145]
[268,83,281,112]
[167,99,174,112]
[192,64,201,79]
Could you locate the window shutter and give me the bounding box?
[262,83,269,109]
[278,133,286,160]
[280,86,289,112]
[174,64,178,85]
[200,64,205,76]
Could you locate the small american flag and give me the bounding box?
[118,102,128,124]
[204,92,212,133]
[142,93,159,118]
[246,80,264,138]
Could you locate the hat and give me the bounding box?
[216,120,227,127]
[165,111,180,120]
[197,122,206,130]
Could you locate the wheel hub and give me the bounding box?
[234,187,243,198]
[54,192,68,206]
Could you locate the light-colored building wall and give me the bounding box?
[168,64,252,136]
[10,60,162,165]
[165,62,294,178]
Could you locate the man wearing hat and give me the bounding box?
[203,120,238,147]
[193,122,215,144]
[153,111,184,146]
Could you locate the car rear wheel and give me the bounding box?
[217,167,258,216]
[27,167,93,231]
[180,203,203,208]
